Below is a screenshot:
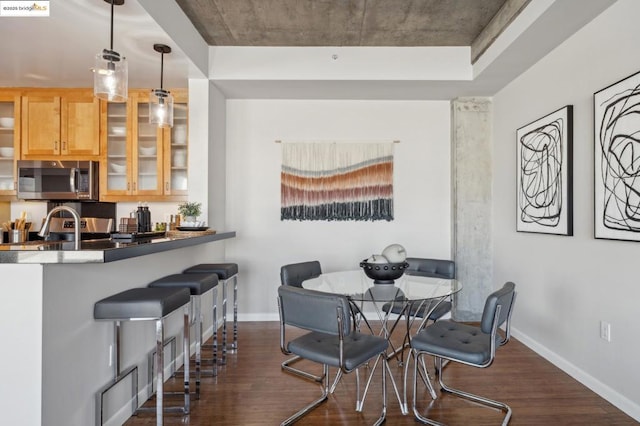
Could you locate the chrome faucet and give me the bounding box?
[39,206,81,250]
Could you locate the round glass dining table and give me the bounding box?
[302,269,462,414]
[302,269,461,304]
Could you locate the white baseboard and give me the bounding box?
[511,327,640,422]
[239,313,280,322]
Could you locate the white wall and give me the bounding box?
[0,264,43,426]
[492,0,640,419]
[225,100,452,319]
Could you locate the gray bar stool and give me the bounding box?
[183,263,239,364]
[94,286,191,426]
[148,272,220,393]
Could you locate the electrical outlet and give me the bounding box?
[108,344,113,366]
[600,321,611,342]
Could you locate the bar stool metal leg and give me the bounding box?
[153,305,190,425]
[212,283,218,374]
[231,274,238,351]
[221,274,239,362]
[182,305,190,411]
[193,295,202,393]
[95,319,138,426]
[181,264,239,365]
[221,279,228,364]
[155,318,164,425]
[94,287,192,426]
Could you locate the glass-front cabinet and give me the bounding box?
[0,94,20,196]
[164,100,188,196]
[100,89,187,201]
[133,99,163,196]
[103,101,128,196]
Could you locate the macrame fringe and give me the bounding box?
[281,142,394,221]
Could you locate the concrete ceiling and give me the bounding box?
[175,0,509,50]
[0,0,618,100]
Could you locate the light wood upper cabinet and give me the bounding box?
[0,92,20,196]
[100,88,188,202]
[163,91,188,198]
[21,89,100,158]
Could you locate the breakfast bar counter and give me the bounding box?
[0,231,236,263]
[0,231,236,426]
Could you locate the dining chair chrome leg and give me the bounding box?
[281,364,330,426]
[355,367,361,411]
[434,358,450,376]
[282,355,324,382]
[419,355,437,398]
[404,348,437,417]
[329,368,343,393]
[412,353,442,426]
[403,348,411,414]
[436,356,512,425]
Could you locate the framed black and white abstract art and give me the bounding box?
[594,70,640,241]
[516,105,573,235]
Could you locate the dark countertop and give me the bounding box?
[0,231,236,264]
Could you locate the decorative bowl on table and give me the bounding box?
[359,259,409,284]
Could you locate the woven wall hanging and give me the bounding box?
[281,142,394,221]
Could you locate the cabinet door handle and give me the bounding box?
[133,182,136,191]
[54,140,58,151]
[62,141,66,152]
[127,182,130,191]
[165,182,169,191]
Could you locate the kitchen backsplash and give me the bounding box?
[9,201,184,231]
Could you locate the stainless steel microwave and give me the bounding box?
[17,160,99,200]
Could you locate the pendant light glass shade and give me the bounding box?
[93,0,127,102]
[149,43,173,128]
[94,50,128,102]
[149,89,174,128]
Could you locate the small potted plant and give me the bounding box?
[178,201,202,222]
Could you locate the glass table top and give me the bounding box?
[302,269,461,303]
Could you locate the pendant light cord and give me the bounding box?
[160,52,164,90]
[109,0,114,51]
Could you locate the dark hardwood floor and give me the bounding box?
[124,321,636,425]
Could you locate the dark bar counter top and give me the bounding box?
[0,231,236,264]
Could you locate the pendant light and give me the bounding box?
[149,44,174,128]
[94,0,128,102]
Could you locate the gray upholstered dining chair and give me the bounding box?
[407,281,517,425]
[280,260,322,288]
[381,258,454,365]
[382,257,455,322]
[277,286,388,426]
[280,261,324,382]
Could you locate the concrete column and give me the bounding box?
[451,97,493,321]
